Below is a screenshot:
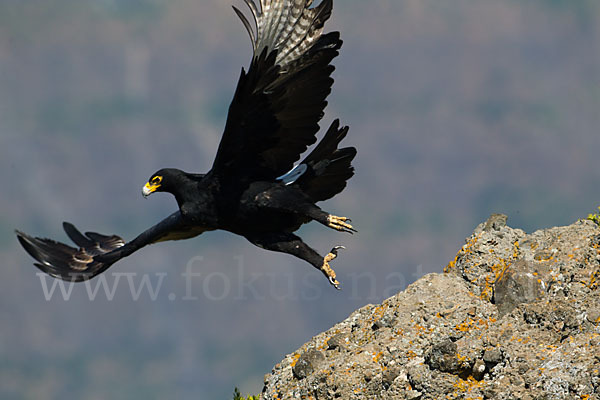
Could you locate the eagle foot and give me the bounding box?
[321,246,345,290]
[327,215,356,234]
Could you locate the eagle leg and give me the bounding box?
[245,232,344,289]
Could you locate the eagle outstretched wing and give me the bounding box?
[16,223,126,282]
[16,212,208,282]
[211,0,342,184]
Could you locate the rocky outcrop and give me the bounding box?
[261,215,600,399]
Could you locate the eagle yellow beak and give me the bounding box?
[142,181,160,197]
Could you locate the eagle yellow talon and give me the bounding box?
[327,215,356,234]
[321,246,344,290]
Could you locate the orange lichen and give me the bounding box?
[445,235,480,273]
[373,351,383,363]
[455,316,496,332]
[290,353,301,367]
[512,241,520,258]
[478,240,521,300]
[452,375,484,395]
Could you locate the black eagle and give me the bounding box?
[16,0,356,289]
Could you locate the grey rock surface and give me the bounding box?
[260,215,600,399]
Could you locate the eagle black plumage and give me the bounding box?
[16,0,356,289]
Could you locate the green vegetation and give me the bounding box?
[587,207,600,226]
[233,388,259,400]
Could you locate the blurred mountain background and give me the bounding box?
[1,0,599,398]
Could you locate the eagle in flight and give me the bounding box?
[16,0,356,289]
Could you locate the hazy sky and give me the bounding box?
[1,0,599,398]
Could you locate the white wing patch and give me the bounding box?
[277,163,308,185]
